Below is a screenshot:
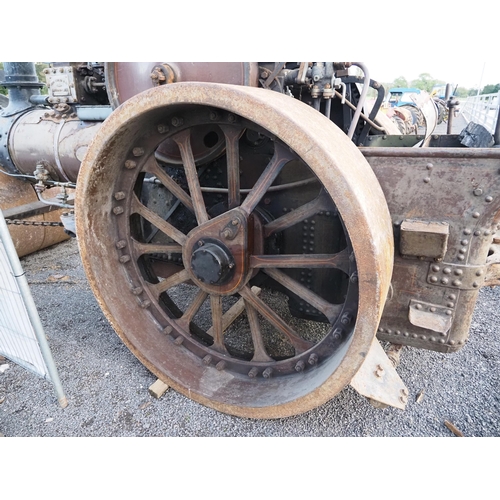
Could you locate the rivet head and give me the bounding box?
[463,229,471,235]
[449,294,456,300]
[457,255,465,261]
[472,212,480,218]
[452,279,462,286]
[473,188,483,196]
[430,307,436,312]
[443,267,451,274]
[441,278,449,285]
[430,276,438,283]
[431,264,440,272]
[308,353,318,366]
[476,270,483,276]
[446,302,454,308]
[424,177,431,183]
[446,310,452,316]
[454,269,463,276]
[474,230,481,236]
[295,360,305,372]
[415,304,423,310]
[426,163,434,170]
[459,248,466,254]
[472,281,479,288]
[485,196,493,203]
[461,239,469,246]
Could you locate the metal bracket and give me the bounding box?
[427,262,486,290]
[408,299,452,334]
[350,338,408,410]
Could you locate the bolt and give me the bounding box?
[216,361,226,371]
[332,327,343,340]
[157,124,169,134]
[171,117,183,127]
[203,355,212,365]
[308,353,318,366]
[197,240,204,247]
[113,207,124,215]
[140,300,151,309]
[209,112,218,121]
[119,255,130,263]
[248,367,259,378]
[350,273,358,283]
[132,287,143,295]
[264,198,271,205]
[231,219,239,226]
[124,160,137,169]
[228,114,236,123]
[295,361,305,372]
[222,229,231,239]
[114,191,126,200]
[474,188,483,196]
[340,313,352,326]
[262,368,273,379]
[164,326,173,335]
[174,336,184,345]
[116,240,126,249]
[133,147,144,157]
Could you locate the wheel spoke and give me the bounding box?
[172,129,209,225]
[143,155,194,212]
[250,249,350,274]
[209,295,227,353]
[220,125,241,209]
[262,268,342,322]
[244,301,274,362]
[239,286,313,354]
[263,189,332,237]
[131,238,182,257]
[131,194,187,245]
[240,142,296,215]
[150,268,190,297]
[177,289,208,331]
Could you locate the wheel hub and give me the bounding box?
[191,239,235,285]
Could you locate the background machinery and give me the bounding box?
[1,61,499,418]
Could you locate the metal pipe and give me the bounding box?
[0,207,68,408]
[0,62,43,116]
[347,62,370,140]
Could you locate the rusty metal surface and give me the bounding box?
[349,337,408,410]
[105,63,260,108]
[9,109,102,182]
[76,82,394,418]
[0,174,69,257]
[363,147,500,352]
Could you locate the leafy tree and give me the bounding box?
[392,76,409,88]
[410,72,445,93]
[481,83,500,95]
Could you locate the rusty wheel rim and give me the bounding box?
[76,82,393,418]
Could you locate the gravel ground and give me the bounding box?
[0,237,498,437]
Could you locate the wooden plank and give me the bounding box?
[148,379,169,399]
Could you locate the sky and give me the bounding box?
[363,60,500,90]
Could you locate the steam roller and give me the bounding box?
[6,62,497,418]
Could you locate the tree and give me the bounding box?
[392,76,409,88]
[481,83,500,95]
[410,73,445,93]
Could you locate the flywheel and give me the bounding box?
[76,82,393,418]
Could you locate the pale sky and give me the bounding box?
[363,60,500,90]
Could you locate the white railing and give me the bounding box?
[461,91,500,135]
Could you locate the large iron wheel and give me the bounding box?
[76,82,393,418]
